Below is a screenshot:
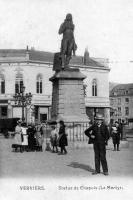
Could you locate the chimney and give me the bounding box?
[26,45,29,51]
[84,47,89,65]
[26,45,29,60]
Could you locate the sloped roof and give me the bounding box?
[0,49,107,68]
[0,49,26,57]
[110,83,133,96]
[29,50,105,67]
[29,50,54,62]
[109,82,119,91]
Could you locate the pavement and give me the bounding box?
[0,136,133,178]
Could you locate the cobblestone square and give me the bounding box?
[0,137,133,178]
[0,136,133,200]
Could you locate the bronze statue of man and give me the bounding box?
[58,13,77,68]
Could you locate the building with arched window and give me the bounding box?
[0,74,5,94]
[110,84,133,125]
[0,48,110,123]
[15,73,23,94]
[92,79,97,96]
[36,74,43,94]
[0,72,7,119]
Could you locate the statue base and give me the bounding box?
[49,67,88,122]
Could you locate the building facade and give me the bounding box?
[0,48,110,124]
[110,84,133,125]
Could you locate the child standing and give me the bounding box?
[111,121,121,151]
[50,125,58,153]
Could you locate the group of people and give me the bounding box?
[49,120,68,155]
[85,114,123,176]
[13,114,124,176]
[13,119,68,155]
[13,120,45,153]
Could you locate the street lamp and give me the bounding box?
[13,85,32,122]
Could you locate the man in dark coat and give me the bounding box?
[85,114,110,175]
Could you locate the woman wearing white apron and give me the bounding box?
[13,120,23,152]
[21,123,28,152]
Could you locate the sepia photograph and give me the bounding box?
[0,0,133,199]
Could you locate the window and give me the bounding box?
[125,90,128,95]
[36,74,43,94]
[92,79,97,96]
[125,98,129,103]
[118,107,121,116]
[110,98,114,106]
[125,107,129,116]
[118,98,121,105]
[0,74,5,94]
[1,106,7,117]
[15,73,23,94]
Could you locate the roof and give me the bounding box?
[29,50,54,62]
[0,49,107,68]
[110,83,133,96]
[109,82,119,91]
[0,49,26,57]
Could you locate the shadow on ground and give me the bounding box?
[67,162,94,173]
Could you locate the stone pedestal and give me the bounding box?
[49,68,88,122]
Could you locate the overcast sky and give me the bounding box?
[0,0,133,83]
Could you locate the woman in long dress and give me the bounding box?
[35,123,44,151]
[58,120,68,155]
[21,123,28,152]
[14,120,23,152]
[27,124,36,152]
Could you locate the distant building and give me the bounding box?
[109,82,119,92]
[0,47,110,123]
[110,83,133,124]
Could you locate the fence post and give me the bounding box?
[83,123,84,141]
[80,123,81,141]
[73,122,74,142]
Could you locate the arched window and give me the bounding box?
[92,79,97,96]
[0,74,5,94]
[15,73,23,94]
[36,74,43,94]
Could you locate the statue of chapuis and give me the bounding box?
[58,13,77,68]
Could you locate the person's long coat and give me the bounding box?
[85,122,110,144]
[58,126,68,147]
[35,125,44,146]
[27,126,36,149]
[111,126,121,144]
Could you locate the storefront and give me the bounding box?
[0,100,8,119]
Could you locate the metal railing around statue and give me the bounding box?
[44,122,90,144]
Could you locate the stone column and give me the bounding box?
[8,100,12,118]
[122,124,127,140]
[49,68,88,122]
[104,107,110,125]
